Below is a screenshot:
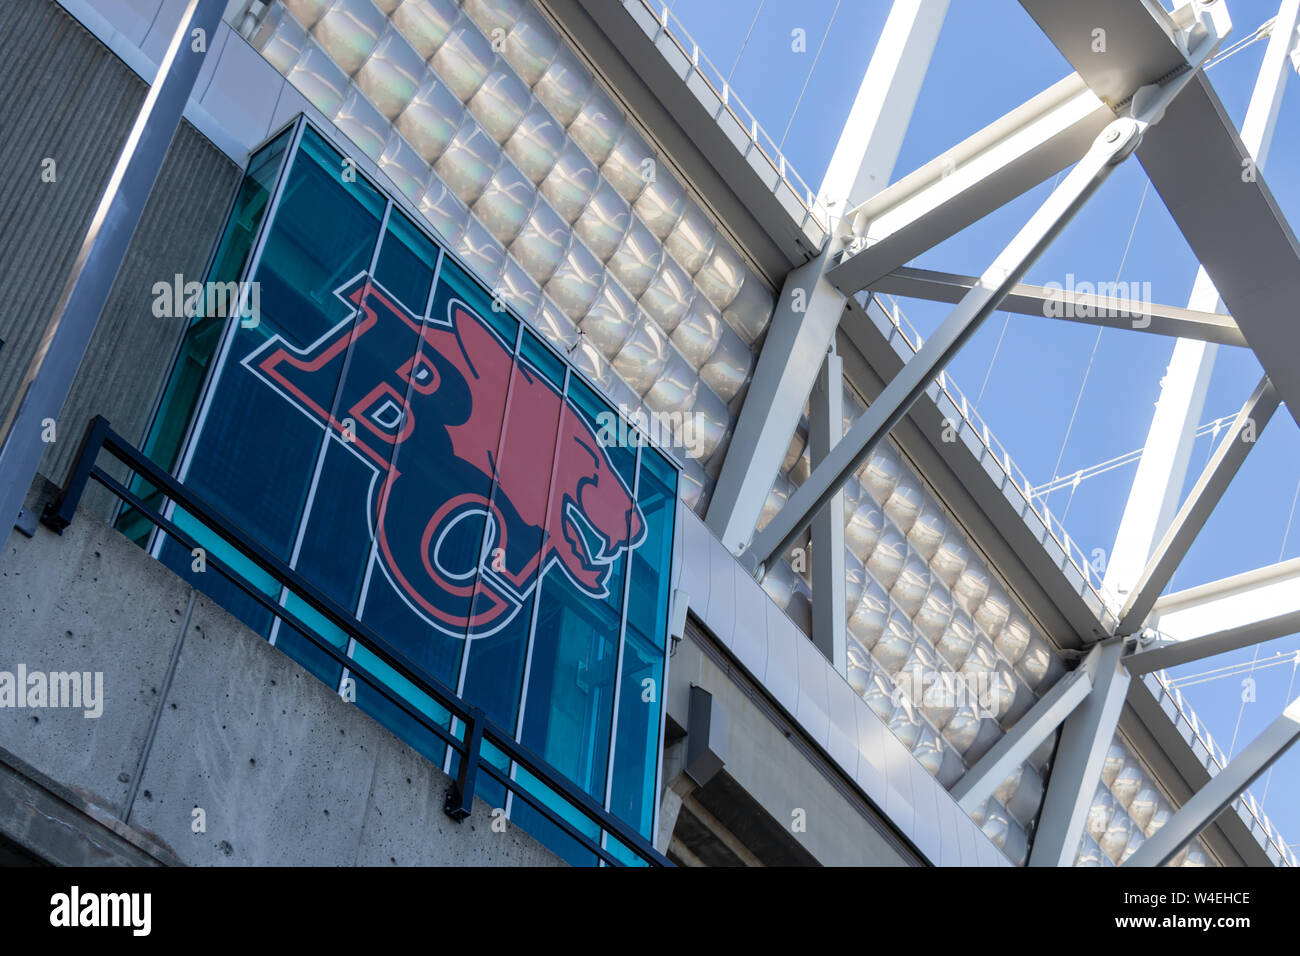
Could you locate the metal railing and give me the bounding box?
[43,416,671,868]
[624,0,830,239]
[1142,669,1296,867]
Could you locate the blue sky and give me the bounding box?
[667,0,1300,854]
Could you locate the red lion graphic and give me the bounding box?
[243,273,645,638]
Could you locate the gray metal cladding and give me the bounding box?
[0,0,240,509]
[0,0,144,436]
[48,122,241,491]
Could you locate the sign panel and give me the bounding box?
[143,123,676,858]
[244,272,646,640]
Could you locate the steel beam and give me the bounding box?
[1125,695,1300,867]
[818,0,950,213]
[1116,377,1281,634]
[1127,557,1300,674]
[744,110,1150,577]
[1017,0,1215,110]
[705,0,948,554]
[809,351,847,674]
[871,266,1245,346]
[1102,0,1299,610]
[1139,73,1300,432]
[827,75,1112,295]
[951,651,1096,813]
[1029,639,1132,866]
[1103,334,1220,607]
[0,0,226,531]
[705,255,845,553]
[1234,0,1300,175]
[1028,0,1300,433]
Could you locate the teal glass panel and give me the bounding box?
[351,642,451,766]
[273,590,350,688]
[255,126,387,347]
[352,265,517,694]
[515,557,624,801]
[455,327,568,733]
[280,438,376,642]
[340,236,461,751]
[162,503,283,638]
[566,375,637,486]
[516,380,636,801]
[457,352,564,732]
[607,645,668,838]
[512,765,600,867]
[118,127,293,547]
[289,213,439,652]
[373,208,438,317]
[434,256,517,344]
[604,830,649,868]
[625,456,676,650]
[156,124,385,639]
[454,330,571,737]
[606,448,675,845]
[210,126,297,288]
[518,327,566,388]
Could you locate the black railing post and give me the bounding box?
[444,707,484,822]
[41,416,112,533]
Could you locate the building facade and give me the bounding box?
[0,0,1295,868]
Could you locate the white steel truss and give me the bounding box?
[870,266,1246,347]
[718,0,1300,866]
[744,47,1224,576]
[706,0,948,555]
[1125,695,1300,867]
[1104,0,1300,614]
[1128,558,1300,674]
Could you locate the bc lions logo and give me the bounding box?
[243,273,645,639]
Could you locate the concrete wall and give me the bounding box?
[0,502,560,866]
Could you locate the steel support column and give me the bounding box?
[0,0,226,530]
[706,255,844,553]
[1102,334,1218,608]
[817,0,950,214]
[1125,696,1300,867]
[1029,638,1131,867]
[809,350,847,673]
